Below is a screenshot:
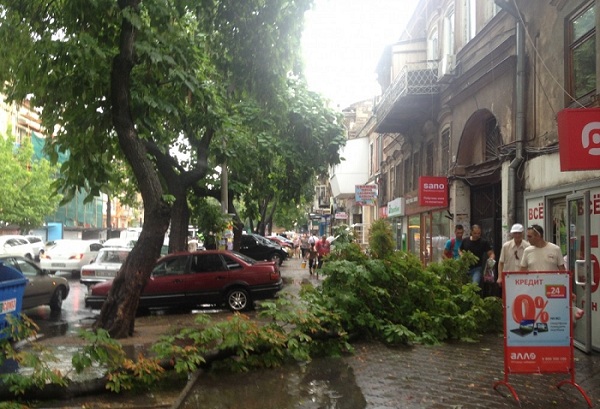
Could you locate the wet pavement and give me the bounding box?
[177,258,600,409]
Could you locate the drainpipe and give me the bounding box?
[495,0,525,227]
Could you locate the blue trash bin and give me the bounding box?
[0,261,28,339]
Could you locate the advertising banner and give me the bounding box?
[504,271,571,374]
[355,184,378,206]
[557,108,600,171]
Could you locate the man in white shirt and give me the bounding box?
[520,224,565,272]
[497,223,529,287]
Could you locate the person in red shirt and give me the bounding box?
[315,235,331,270]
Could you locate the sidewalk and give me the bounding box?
[278,258,600,408]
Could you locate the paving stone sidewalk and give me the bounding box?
[280,258,600,409]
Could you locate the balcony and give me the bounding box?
[374,61,440,134]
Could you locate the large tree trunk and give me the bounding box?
[169,195,190,253]
[95,0,171,338]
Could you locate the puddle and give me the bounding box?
[180,357,367,409]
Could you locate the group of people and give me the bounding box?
[297,233,331,275]
[443,222,566,285]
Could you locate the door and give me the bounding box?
[567,191,593,353]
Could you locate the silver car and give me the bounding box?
[80,247,131,289]
[0,255,69,312]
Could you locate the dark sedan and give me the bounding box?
[85,250,283,312]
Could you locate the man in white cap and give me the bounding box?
[497,223,529,288]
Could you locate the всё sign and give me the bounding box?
[557,108,600,171]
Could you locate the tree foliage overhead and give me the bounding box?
[0,0,332,337]
[0,133,61,231]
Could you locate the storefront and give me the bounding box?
[387,197,405,251]
[405,177,450,265]
[525,179,600,353]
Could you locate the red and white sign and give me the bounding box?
[557,108,600,171]
[418,176,448,207]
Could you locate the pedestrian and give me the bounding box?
[315,235,331,270]
[293,235,301,259]
[443,224,464,259]
[300,234,310,260]
[497,223,529,288]
[307,243,318,275]
[520,224,564,271]
[459,224,495,286]
[520,224,583,322]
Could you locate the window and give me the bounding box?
[395,165,402,196]
[412,151,420,190]
[441,128,450,175]
[567,2,596,102]
[464,0,477,42]
[443,5,455,57]
[426,141,434,176]
[404,157,412,192]
[428,27,439,61]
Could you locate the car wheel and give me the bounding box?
[50,287,65,311]
[270,253,282,266]
[226,288,251,311]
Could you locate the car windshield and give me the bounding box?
[97,249,130,263]
[50,240,90,252]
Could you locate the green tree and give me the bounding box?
[0,134,60,231]
[0,0,316,337]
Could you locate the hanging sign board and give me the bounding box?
[418,176,448,207]
[503,271,571,374]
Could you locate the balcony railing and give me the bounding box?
[375,61,439,122]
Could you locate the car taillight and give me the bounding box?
[270,270,280,280]
[81,270,94,276]
[70,253,84,260]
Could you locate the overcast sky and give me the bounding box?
[301,0,419,109]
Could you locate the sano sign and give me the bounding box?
[557,108,600,171]
[418,176,448,207]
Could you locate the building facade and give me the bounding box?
[341,0,600,351]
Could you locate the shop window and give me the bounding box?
[567,2,596,103]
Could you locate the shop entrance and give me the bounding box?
[470,183,502,253]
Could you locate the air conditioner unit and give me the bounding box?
[437,54,456,80]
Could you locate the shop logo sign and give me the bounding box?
[418,176,448,207]
[557,108,600,171]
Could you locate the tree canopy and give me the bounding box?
[0,133,60,231]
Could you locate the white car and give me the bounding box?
[0,235,35,259]
[40,239,103,277]
[80,247,132,289]
[24,235,46,260]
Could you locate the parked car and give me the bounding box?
[40,239,103,277]
[0,235,36,260]
[80,247,132,289]
[266,236,294,257]
[0,255,70,312]
[24,235,46,260]
[240,233,288,265]
[85,250,282,312]
[101,238,136,248]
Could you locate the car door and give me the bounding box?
[142,255,192,308]
[3,256,48,310]
[186,253,229,305]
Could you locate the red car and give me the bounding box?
[85,250,283,312]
